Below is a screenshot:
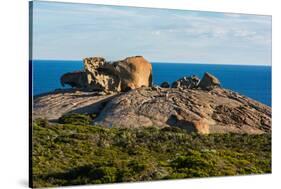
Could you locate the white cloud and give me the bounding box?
[32,1,272,65]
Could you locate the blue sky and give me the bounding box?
[32,1,272,65]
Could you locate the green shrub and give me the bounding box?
[161,126,186,133]
[58,113,92,125]
[34,118,49,127]
[172,153,211,169]
[90,167,117,183]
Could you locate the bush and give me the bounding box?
[90,167,117,183]
[58,113,92,125]
[161,126,186,133]
[34,118,49,127]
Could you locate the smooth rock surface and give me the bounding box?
[94,87,271,134]
[33,89,117,121]
[33,82,271,134]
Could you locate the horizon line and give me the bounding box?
[31,59,272,67]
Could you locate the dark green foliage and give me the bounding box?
[33,118,49,127]
[32,120,271,188]
[58,113,93,125]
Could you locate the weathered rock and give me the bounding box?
[190,75,201,85]
[36,70,271,135]
[33,89,117,120]
[33,87,271,134]
[171,75,200,89]
[171,80,181,88]
[198,72,220,90]
[115,56,153,91]
[60,71,88,88]
[59,56,152,93]
[83,56,153,92]
[83,57,121,92]
[94,87,271,134]
[160,81,170,88]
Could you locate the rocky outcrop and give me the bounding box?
[33,86,271,134]
[33,89,117,120]
[36,64,271,134]
[198,72,221,90]
[60,56,153,93]
[83,57,121,92]
[171,75,200,89]
[93,87,271,134]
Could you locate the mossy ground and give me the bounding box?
[32,118,271,188]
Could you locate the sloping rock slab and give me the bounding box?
[94,87,271,134]
[33,89,117,121]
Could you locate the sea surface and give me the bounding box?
[32,60,272,106]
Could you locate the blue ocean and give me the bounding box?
[32,60,272,106]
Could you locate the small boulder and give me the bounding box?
[60,71,88,88]
[171,80,181,88]
[198,72,221,90]
[160,81,170,88]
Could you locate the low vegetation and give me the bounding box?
[58,113,95,125]
[32,117,271,188]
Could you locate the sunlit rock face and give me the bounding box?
[83,56,153,93]
[61,56,153,93]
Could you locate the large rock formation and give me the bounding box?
[60,56,153,93]
[33,86,271,134]
[35,64,271,134]
[93,87,271,134]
